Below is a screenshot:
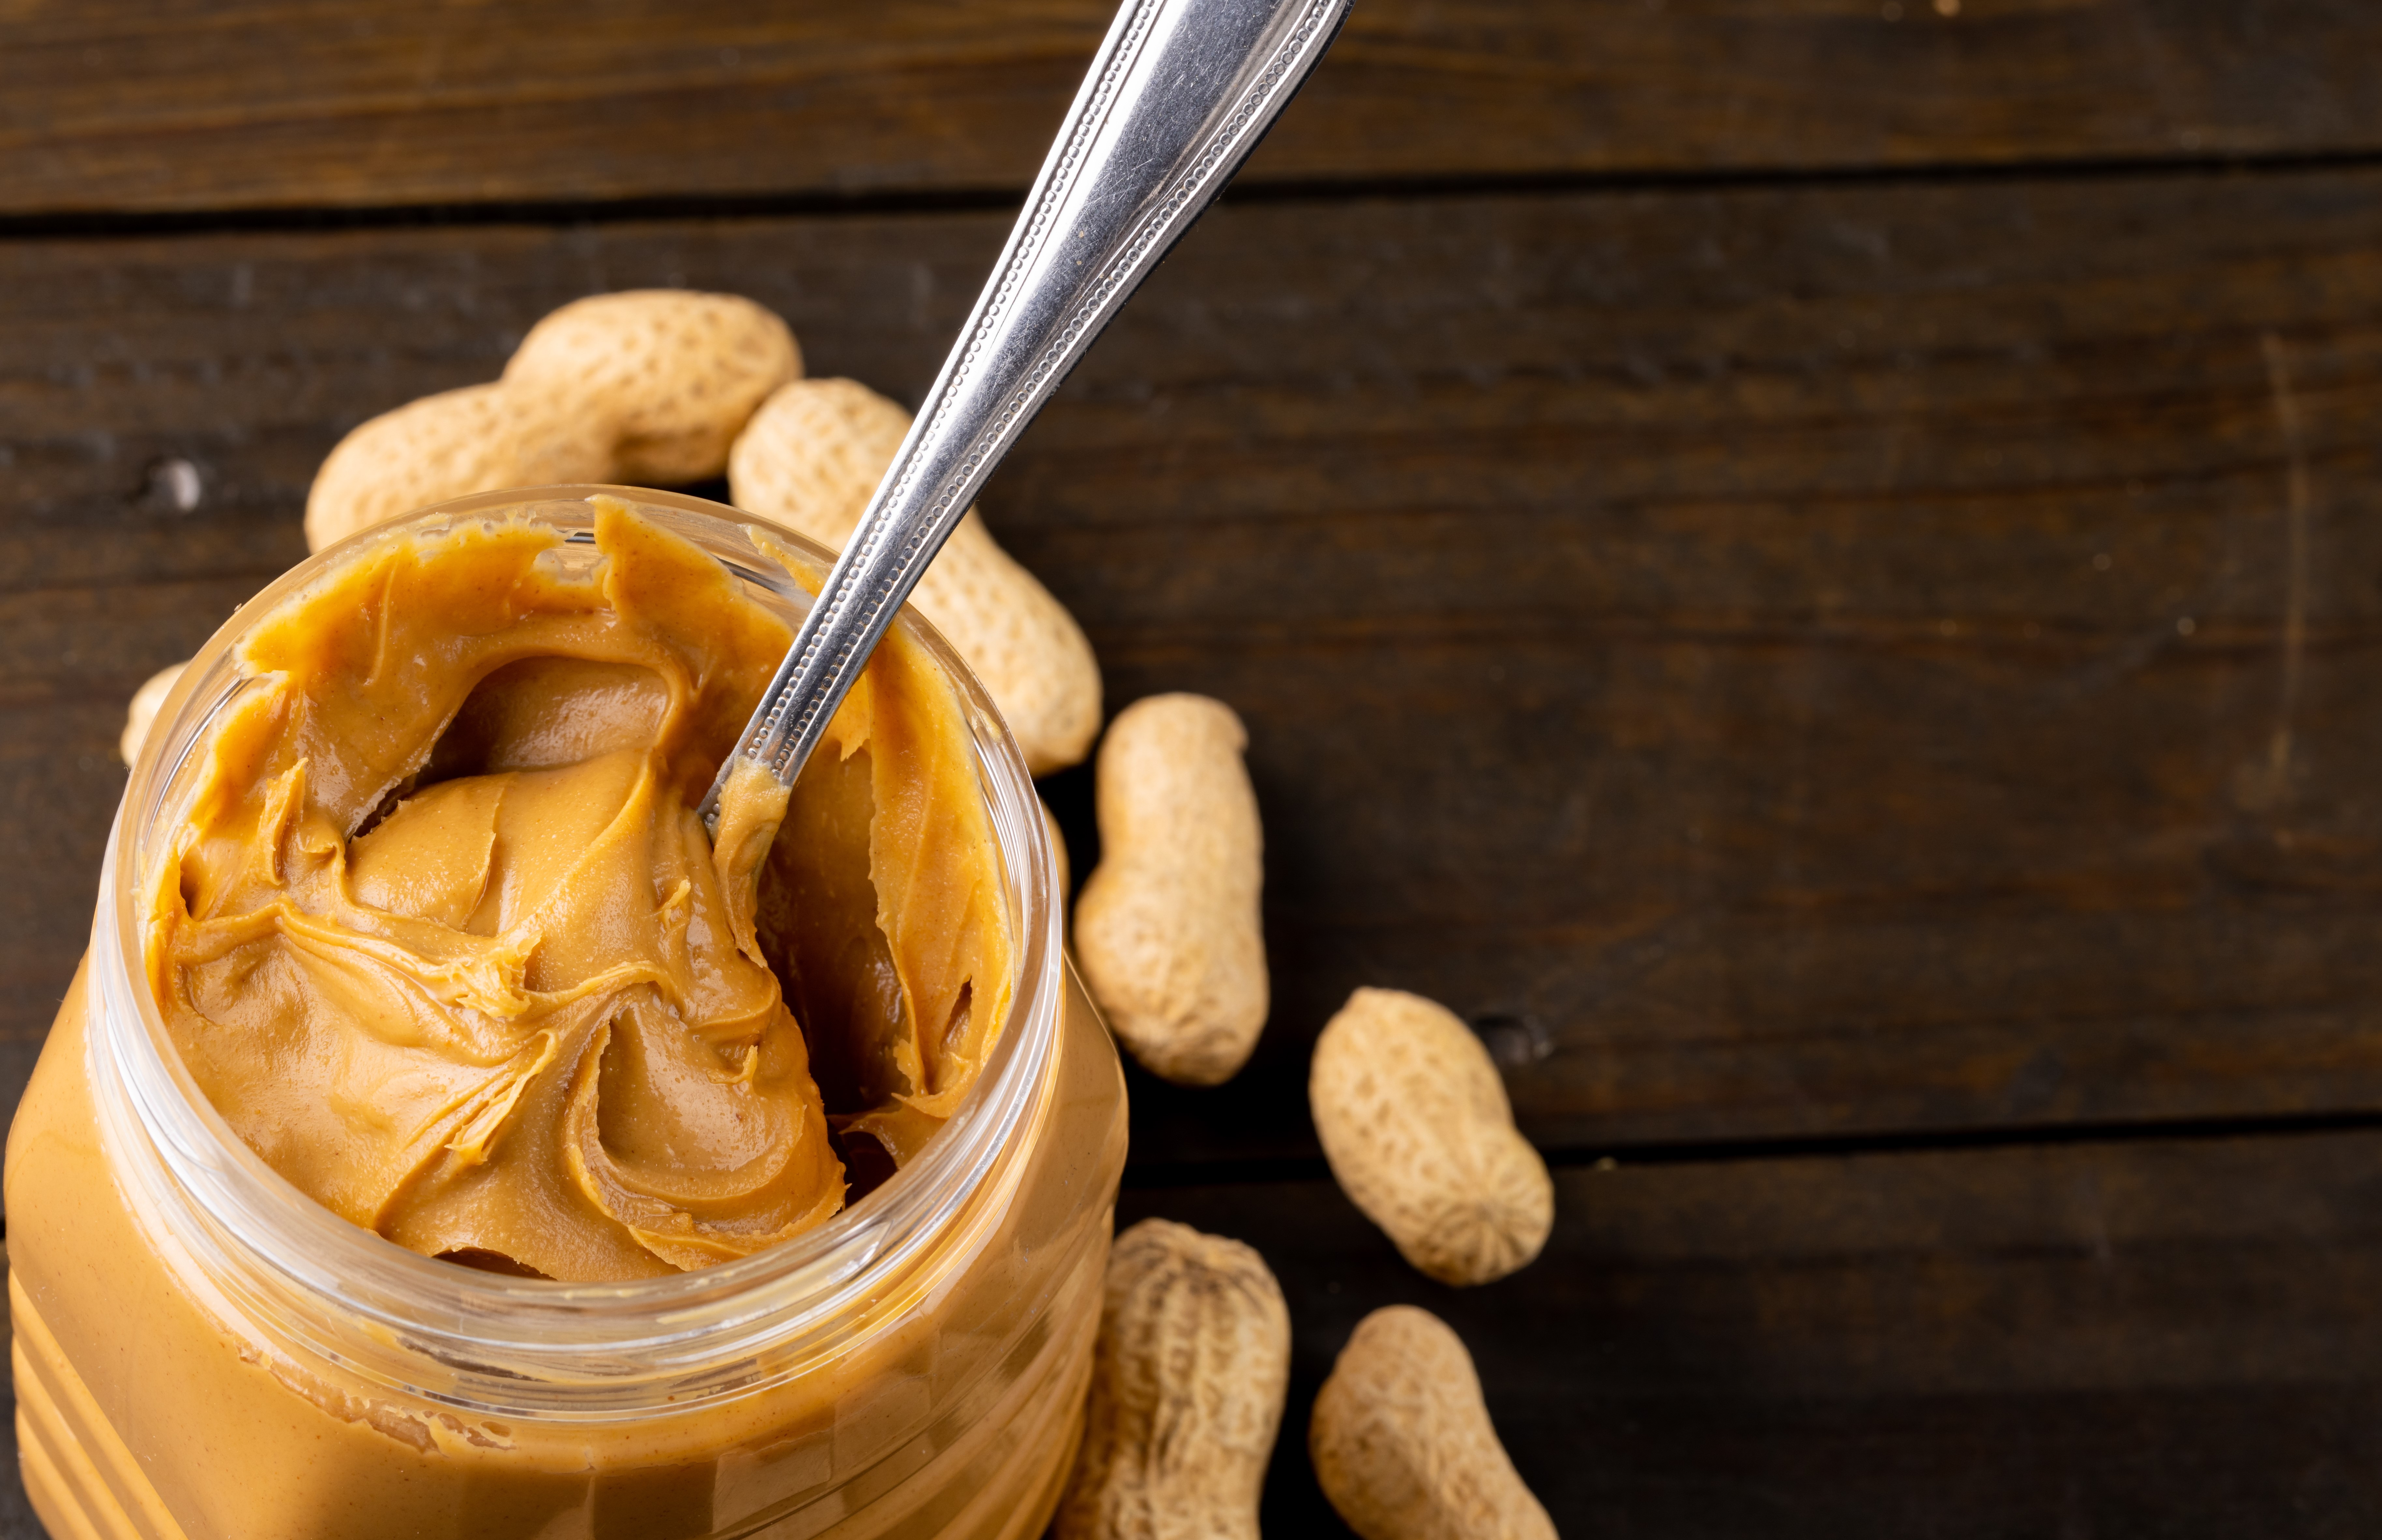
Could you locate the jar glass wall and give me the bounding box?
[5,489,1127,1540]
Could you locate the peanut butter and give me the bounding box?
[144,497,1010,1281]
[8,493,1128,1540]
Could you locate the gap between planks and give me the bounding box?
[1121,1103,2382,1189]
[12,142,2382,243]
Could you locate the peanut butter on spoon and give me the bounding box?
[147,499,1013,1282]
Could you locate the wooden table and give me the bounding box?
[10,2,2382,1533]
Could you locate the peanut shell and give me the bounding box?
[728,377,1103,774]
[119,661,186,766]
[1310,987,1552,1285]
[303,382,613,553]
[1310,1306,1557,1540]
[1055,1218,1291,1540]
[1073,694,1268,1086]
[502,290,800,483]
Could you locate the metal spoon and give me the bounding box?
[700,0,1350,831]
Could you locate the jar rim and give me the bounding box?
[91,487,1066,1418]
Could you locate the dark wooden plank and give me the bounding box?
[11,1,2382,215]
[1111,1133,2382,1536]
[1034,170,2382,1163]
[8,169,2382,1170]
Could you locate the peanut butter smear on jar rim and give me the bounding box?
[143,495,1015,1282]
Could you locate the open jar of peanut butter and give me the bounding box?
[6,489,1127,1540]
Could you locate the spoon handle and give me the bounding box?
[703,0,1349,825]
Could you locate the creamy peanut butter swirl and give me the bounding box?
[146,501,1012,1282]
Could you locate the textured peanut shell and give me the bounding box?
[502,290,800,483]
[303,382,615,552]
[1073,695,1268,1086]
[119,661,185,765]
[727,377,1103,774]
[1055,1218,1291,1540]
[1311,988,1553,1285]
[1310,1306,1557,1540]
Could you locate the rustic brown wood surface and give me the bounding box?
[10,178,2382,1163]
[10,1,2382,214]
[7,1,2382,1535]
[1122,1132,2382,1532]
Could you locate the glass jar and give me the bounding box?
[6,489,1127,1540]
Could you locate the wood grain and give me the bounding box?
[5,1131,2377,1534]
[7,169,2382,1171]
[3,11,2379,1533]
[1120,1132,2382,1536]
[10,1,2382,215]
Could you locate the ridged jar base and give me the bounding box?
[8,960,1125,1540]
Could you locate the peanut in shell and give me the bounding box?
[503,290,799,484]
[1055,1218,1291,1540]
[1310,987,1552,1285]
[1310,1305,1557,1540]
[728,376,1102,775]
[1074,694,1268,1086]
